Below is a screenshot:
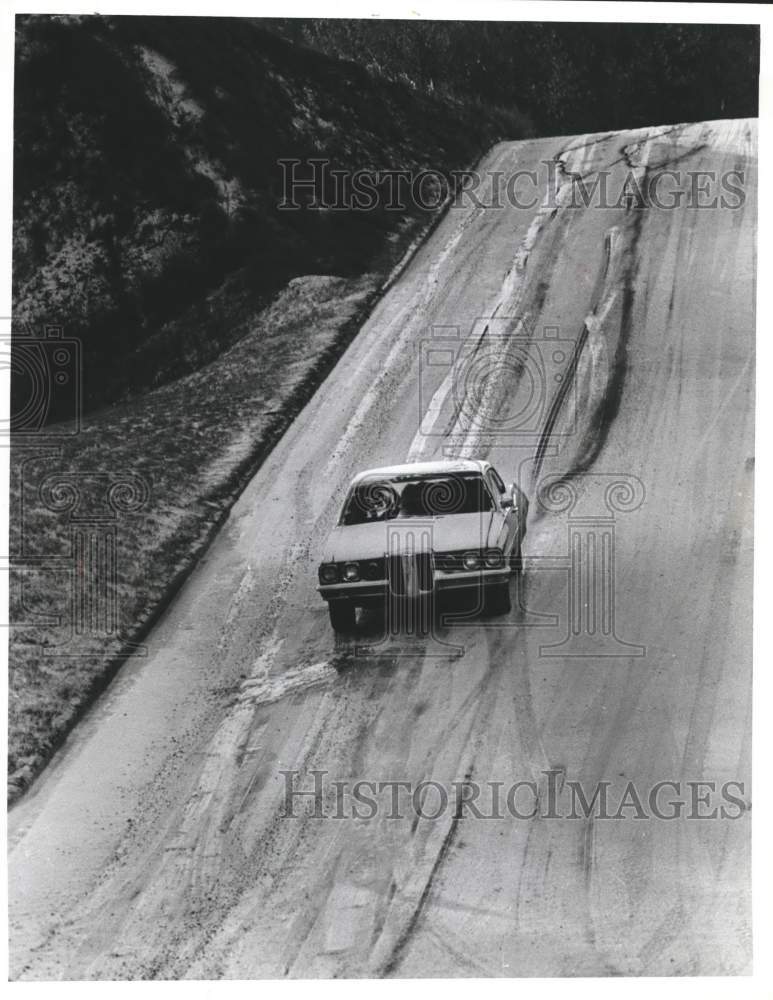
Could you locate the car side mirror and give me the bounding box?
[500,483,517,510]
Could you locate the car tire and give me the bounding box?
[510,542,523,575]
[328,600,356,633]
[485,580,511,616]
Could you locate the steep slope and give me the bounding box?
[13,14,527,414]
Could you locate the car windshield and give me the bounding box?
[341,473,493,525]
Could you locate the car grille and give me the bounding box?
[387,552,434,596]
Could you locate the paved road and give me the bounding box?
[9,120,755,978]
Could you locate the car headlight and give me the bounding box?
[484,548,504,568]
[319,563,339,584]
[462,551,482,570]
[362,560,383,580]
[342,562,361,582]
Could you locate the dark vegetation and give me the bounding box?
[270,20,759,134]
[13,14,525,416]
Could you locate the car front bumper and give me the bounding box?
[318,566,510,603]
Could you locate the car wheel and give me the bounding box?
[328,599,356,633]
[510,543,523,574]
[485,580,511,616]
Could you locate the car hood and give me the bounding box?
[321,512,503,562]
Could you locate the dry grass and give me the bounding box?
[8,272,381,799]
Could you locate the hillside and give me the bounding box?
[269,19,759,134]
[13,14,526,416]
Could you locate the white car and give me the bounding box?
[317,458,528,632]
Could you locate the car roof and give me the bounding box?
[350,459,489,484]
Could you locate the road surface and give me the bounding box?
[9,120,755,978]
